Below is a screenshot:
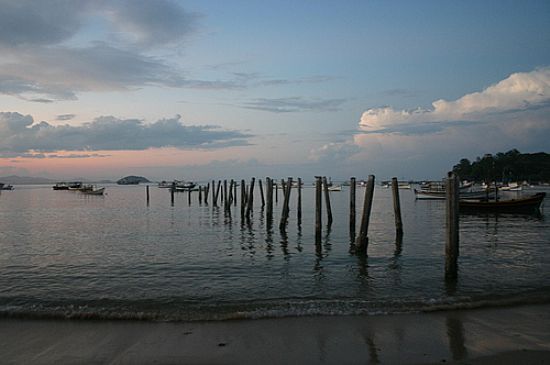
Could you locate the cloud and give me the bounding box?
[0,0,202,101]
[56,114,76,121]
[243,97,347,113]
[309,68,550,179]
[359,67,550,133]
[0,112,251,155]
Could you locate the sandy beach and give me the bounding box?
[1,303,549,364]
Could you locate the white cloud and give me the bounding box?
[359,67,550,132]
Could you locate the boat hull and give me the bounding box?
[459,193,546,213]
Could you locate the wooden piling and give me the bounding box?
[246,177,255,220]
[266,177,273,221]
[350,177,356,235]
[240,179,246,219]
[214,180,221,206]
[204,183,209,204]
[297,177,302,223]
[188,188,191,205]
[171,181,175,206]
[228,179,234,208]
[322,176,333,226]
[445,172,459,280]
[146,185,150,205]
[259,179,265,207]
[275,182,278,203]
[223,180,228,210]
[355,175,375,253]
[234,182,237,206]
[279,177,292,230]
[315,176,322,243]
[391,177,403,236]
[212,180,216,205]
[198,185,202,204]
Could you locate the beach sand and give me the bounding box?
[1,304,549,364]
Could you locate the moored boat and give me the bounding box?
[414,188,496,200]
[1,184,14,190]
[53,182,70,190]
[81,187,105,195]
[459,192,546,213]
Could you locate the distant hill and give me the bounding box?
[116,175,150,185]
[0,175,57,185]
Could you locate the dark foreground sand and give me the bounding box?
[1,304,549,364]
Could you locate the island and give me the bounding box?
[116,176,150,185]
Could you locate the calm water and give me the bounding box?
[0,183,549,321]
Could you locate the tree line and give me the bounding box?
[452,149,550,183]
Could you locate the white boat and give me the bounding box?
[327,185,342,191]
[81,187,105,195]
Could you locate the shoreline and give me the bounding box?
[1,303,549,364]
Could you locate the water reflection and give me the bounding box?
[446,316,467,360]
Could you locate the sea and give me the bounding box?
[0,183,549,321]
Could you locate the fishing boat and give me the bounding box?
[81,187,105,196]
[175,181,197,191]
[53,182,70,190]
[414,188,495,200]
[459,192,546,213]
[68,182,83,190]
[0,184,14,190]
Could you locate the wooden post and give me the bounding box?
[259,179,265,207]
[241,179,246,220]
[170,181,175,206]
[322,176,333,226]
[246,177,255,220]
[350,177,356,235]
[355,175,375,253]
[212,180,217,205]
[223,180,228,210]
[204,183,209,204]
[188,188,191,205]
[275,182,278,203]
[198,185,202,204]
[391,177,403,236]
[297,177,302,223]
[146,185,150,205]
[445,172,459,280]
[279,177,292,230]
[228,179,234,208]
[234,182,237,206]
[315,176,322,243]
[266,177,273,221]
[214,180,221,206]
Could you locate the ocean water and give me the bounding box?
[0,183,549,321]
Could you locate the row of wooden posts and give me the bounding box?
[145,172,460,279]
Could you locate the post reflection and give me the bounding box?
[446,316,467,360]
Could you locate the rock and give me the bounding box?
[116,176,150,185]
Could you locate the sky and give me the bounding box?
[0,0,549,181]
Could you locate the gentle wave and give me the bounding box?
[2,290,550,322]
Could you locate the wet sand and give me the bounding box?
[1,304,549,364]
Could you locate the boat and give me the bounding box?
[459,192,546,213]
[0,184,14,190]
[175,181,197,191]
[68,182,83,190]
[81,187,105,196]
[327,185,342,192]
[414,188,495,200]
[53,182,70,190]
[77,184,94,192]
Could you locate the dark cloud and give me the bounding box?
[0,112,251,154]
[243,97,346,113]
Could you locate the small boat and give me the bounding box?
[68,182,83,190]
[327,185,342,192]
[414,188,495,200]
[459,192,546,213]
[175,181,197,191]
[77,184,94,192]
[81,187,105,196]
[0,184,14,190]
[53,182,70,190]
